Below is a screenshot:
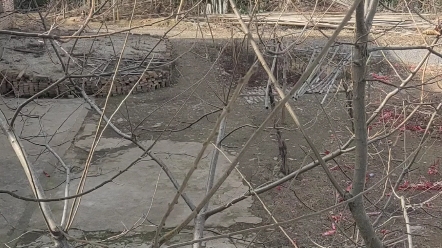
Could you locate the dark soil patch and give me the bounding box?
[218,40,301,87]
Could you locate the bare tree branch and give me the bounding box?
[0,109,68,246]
[159,1,364,244]
[153,61,258,247]
[345,2,383,247]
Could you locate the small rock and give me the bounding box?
[410,225,424,233]
[273,157,278,161]
[152,123,162,128]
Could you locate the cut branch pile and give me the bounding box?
[238,44,351,105]
[205,12,435,30]
[287,46,350,99]
[115,0,173,19]
[271,44,350,99]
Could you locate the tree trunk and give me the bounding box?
[176,0,185,20]
[347,1,384,248]
[193,117,227,248]
[222,0,228,13]
[365,0,379,30]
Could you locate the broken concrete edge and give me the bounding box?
[15,225,258,248]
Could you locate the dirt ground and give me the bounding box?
[96,29,442,247]
[3,14,442,247]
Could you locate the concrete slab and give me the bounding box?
[0,98,88,245]
[388,49,442,66]
[28,135,262,232]
[1,99,261,247]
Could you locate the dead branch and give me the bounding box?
[159,1,362,244]
[149,152,196,211]
[0,109,68,245]
[193,116,227,248]
[153,61,258,247]
[229,0,349,197]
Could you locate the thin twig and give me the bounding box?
[153,62,258,247]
